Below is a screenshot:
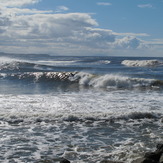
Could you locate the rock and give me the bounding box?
[132,144,163,163]
[144,152,161,162]
[157,144,163,153]
[60,158,71,163]
[143,144,163,163]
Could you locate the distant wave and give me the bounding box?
[76,59,111,65]
[121,59,163,67]
[0,60,57,72]
[1,71,163,90]
[0,61,37,71]
[0,59,111,72]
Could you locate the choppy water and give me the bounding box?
[0,53,163,163]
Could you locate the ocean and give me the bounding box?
[0,53,163,163]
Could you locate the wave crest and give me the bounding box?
[6,72,76,82]
[1,71,163,90]
[121,59,163,67]
[0,61,40,72]
[70,72,159,89]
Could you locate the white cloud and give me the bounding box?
[113,36,146,49]
[0,12,99,44]
[0,0,40,7]
[97,2,112,6]
[138,4,153,8]
[114,32,150,37]
[0,10,150,55]
[55,6,69,13]
[0,0,158,56]
[1,7,53,16]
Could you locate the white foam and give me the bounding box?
[98,60,111,64]
[0,91,162,163]
[71,72,154,89]
[0,57,19,64]
[37,60,77,66]
[0,90,162,123]
[122,59,163,67]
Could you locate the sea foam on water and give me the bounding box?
[0,54,163,163]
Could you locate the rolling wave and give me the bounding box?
[70,72,163,89]
[121,59,163,67]
[0,72,76,82]
[1,71,163,90]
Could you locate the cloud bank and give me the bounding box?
[0,0,157,56]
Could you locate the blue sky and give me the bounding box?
[0,0,163,56]
[37,0,163,38]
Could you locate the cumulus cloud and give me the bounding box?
[0,0,151,55]
[0,12,99,45]
[113,36,145,49]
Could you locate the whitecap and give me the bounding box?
[121,59,163,67]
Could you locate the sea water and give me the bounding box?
[0,53,163,163]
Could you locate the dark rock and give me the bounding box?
[132,157,160,163]
[60,158,71,163]
[143,144,163,163]
[157,144,163,153]
[144,152,161,162]
[132,144,163,163]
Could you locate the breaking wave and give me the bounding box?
[1,71,163,90]
[121,59,163,67]
[70,72,163,89]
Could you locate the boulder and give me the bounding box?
[60,158,71,163]
[131,144,163,163]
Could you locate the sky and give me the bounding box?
[0,0,163,57]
